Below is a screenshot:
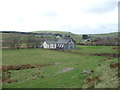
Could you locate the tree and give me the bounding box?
[34,37,42,48]
[3,33,22,49]
[25,35,41,48]
[82,35,90,39]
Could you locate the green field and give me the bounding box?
[90,32,119,38]
[2,46,119,88]
[70,45,118,54]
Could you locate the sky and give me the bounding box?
[0,0,118,34]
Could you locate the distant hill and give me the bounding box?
[1,30,119,43]
[89,32,119,38]
[32,31,83,43]
[32,31,119,42]
[32,31,70,34]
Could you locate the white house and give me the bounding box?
[43,38,76,49]
[43,41,57,49]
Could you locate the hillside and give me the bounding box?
[32,31,119,43]
[1,31,119,43]
[32,31,70,34]
[32,31,83,43]
[2,46,119,88]
[89,32,119,38]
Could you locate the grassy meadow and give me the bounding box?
[90,32,119,38]
[71,45,118,54]
[2,46,119,88]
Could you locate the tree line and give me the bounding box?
[2,33,43,49]
[78,37,120,46]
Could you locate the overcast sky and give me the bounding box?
[0,0,118,34]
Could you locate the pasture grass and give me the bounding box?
[2,46,118,88]
[71,45,118,54]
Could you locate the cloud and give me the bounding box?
[84,1,118,14]
[71,23,117,34]
[0,0,118,34]
[42,11,58,16]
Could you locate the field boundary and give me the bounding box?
[63,50,120,57]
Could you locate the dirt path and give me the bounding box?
[58,68,74,73]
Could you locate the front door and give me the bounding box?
[68,44,70,49]
[72,45,74,48]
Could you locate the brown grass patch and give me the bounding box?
[112,47,118,49]
[91,53,120,57]
[85,76,101,88]
[109,63,120,69]
[3,78,18,84]
[2,63,54,72]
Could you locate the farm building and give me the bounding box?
[57,38,76,49]
[43,38,76,49]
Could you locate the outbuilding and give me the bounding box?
[57,38,76,49]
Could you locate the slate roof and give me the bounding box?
[45,41,57,44]
[45,38,75,44]
[57,38,71,44]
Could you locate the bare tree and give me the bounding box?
[25,35,41,48]
[34,38,41,48]
[3,33,22,49]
